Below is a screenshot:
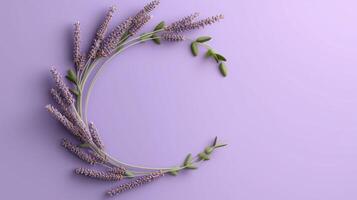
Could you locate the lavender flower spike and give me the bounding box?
[89,122,104,149]
[46,105,78,137]
[127,0,159,36]
[108,166,127,175]
[62,138,96,164]
[73,21,84,69]
[161,33,185,42]
[128,14,152,36]
[75,168,123,181]
[134,0,160,20]
[50,67,74,106]
[88,6,117,59]
[50,88,76,123]
[142,0,160,13]
[98,17,133,57]
[46,105,91,142]
[107,171,164,196]
[166,14,224,33]
[164,12,199,32]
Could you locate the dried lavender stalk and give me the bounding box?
[50,88,76,123]
[128,14,152,36]
[75,167,123,181]
[126,0,159,36]
[50,67,74,106]
[73,22,84,69]
[88,122,104,149]
[46,103,92,142]
[164,12,199,32]
[132,0,160,22]
[142,0,160,13]
[107,171,164,196]
[46,104,82,137]
[88,6,117,60]
[161,33,185,42]
[62,138,96,164]
[165,14,224,33]
[97,17,133,57]
[90,151,107,163]
[108,166,127,175]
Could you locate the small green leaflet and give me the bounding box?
[198,152,210,161]
[154,21,165,31]
[216,53,227,61]
[204,146,214,155]
[191,42,198,56]
[66,69,77,84]
[215,143,228,148]
[183,153,193,166]
[196,36,212,43]
[69,88,79,96]
[218,63,228,77]
[168,167,180,176]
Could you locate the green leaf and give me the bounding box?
[191,42,198,56]
[216,53,227,61]
[213,54,220,63]
[124,171,135,178]
[198,152,210,161]
[168,167,180,176]
[154,21,165,31]
[152,34,161,44]
[66,69,77,84]
[183,153,193,166]
[185,164,198,169]
[205,49,215,57]
[219,62,228,77]
[196,36,212,43]
[215,143,228,148]
[69,88,79,96]
[204,146,214,155]
[213,136,218,146]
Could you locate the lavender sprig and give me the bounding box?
[161,33,185,42]
[128,14,152,36]
[75,168,123,181]
[107,171,164,196]
[98,17,133,57]
[73,22,85,69]
[165,14,224,33]
[88,122,104,149]
[108,167,127,175]
[88,6,117,60]
[62,138,96,164]
[50,67,74,106]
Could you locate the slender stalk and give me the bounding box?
[82,31,164,123]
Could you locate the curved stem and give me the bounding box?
[72,30,216,173]
[83,36,161,123]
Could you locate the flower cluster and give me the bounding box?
[107,171,164,196]
[75,167,123,181]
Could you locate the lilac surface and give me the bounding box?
[1,0,357,199]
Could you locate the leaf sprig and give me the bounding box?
[191,36,228,77]
[167,137,227,176]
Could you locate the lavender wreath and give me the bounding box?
[46,0,228,197]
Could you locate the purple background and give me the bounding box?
[1,0,357,199]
